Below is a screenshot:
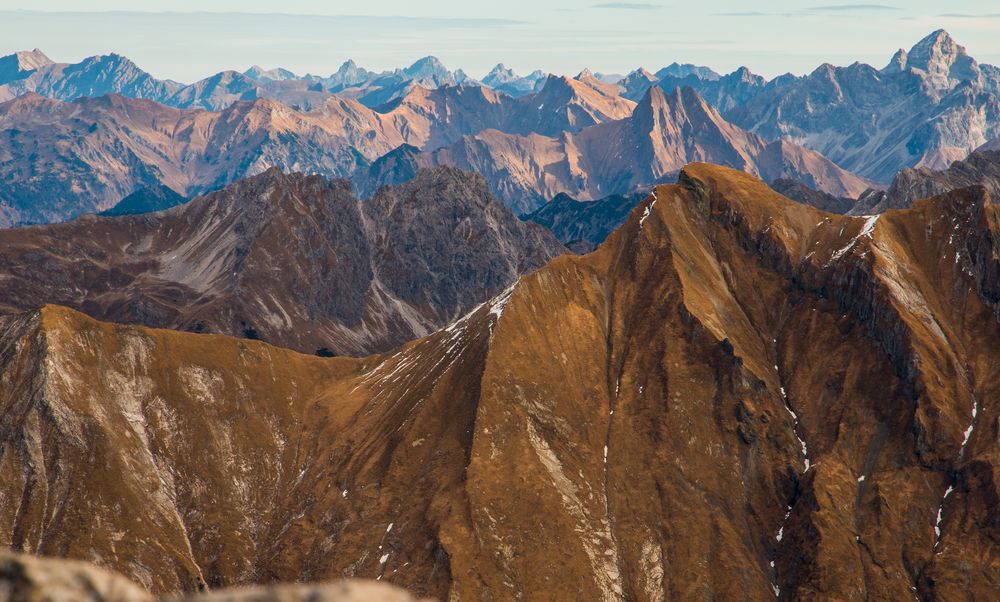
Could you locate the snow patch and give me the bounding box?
[639,190,658,229]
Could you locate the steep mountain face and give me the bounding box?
[99,184,187,217]
[3,164,999,599]
[0,93,193,226]
[888,29,981,92]
[0,49,53,85]
[850,149,1000,215]
[726,30,1000,183]
[618,68,658,99]
[509,75,636,136]
[416,86,870,213]
[0,92,435,225]
[356,144,422,198]
[521,190,646,253]
[373,85,513,151]
[0,551,426,602]
[0,167,565,355]
[0,53,182,104]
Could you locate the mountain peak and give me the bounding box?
[323,59,370,90]
[243,65,297,81]
[0,49,53,84]
[13,48,52,70]
[655,62,721,81]
[405,56,449,79]
[889,29,979,87]
[484,63,516,85]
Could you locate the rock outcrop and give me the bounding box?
[850,149,1000,214]
[0,551,427,602]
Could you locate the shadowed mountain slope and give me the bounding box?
[852,149,1000,215]
[0,166,565,356]
[522,190,646,253]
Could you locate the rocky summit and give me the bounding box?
[3,164,998,599]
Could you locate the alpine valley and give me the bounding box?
[2,22,1000,602]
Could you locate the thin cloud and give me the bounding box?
[939,12,1000,18]
[806,4,899,11]
[717,5,897,17]
[0,10,527,28]
[592,3,662,9]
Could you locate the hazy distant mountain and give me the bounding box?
[0,53,182,103]
[653,66,768,112]
[725,30,1000,182]
[5,30,995,182]
[243,65,299,82]
[507,74,637,136]
[319,59,375,91]
[0,48,53,84]
[482,63,547,97]
[334,56,481,107]
[618,68,658,98]
[655,62,721,81]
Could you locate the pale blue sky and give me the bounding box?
[1,1,999,82]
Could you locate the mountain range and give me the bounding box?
[0,77,862,224]
[394,86,870,213]
[646,30,1000,183]
[3,164,998,599]
[3,30,1000,227]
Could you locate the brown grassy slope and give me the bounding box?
[2,163,999,600]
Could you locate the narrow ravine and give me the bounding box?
[771,360,811,598]
[932,398,978,552]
